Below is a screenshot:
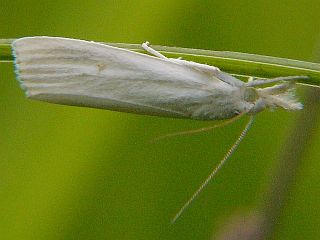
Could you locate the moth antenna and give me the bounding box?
[171,115,255,223]
[150,112,245,143]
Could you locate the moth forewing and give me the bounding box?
[13,37,250,120]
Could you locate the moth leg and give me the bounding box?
[246,76,308,87]
[142,41,168,59]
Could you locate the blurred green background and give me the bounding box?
[1,1,320,239]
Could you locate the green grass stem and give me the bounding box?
[1,38,320,86]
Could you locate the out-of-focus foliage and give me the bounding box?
[0,1,320,240]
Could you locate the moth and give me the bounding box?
[12,37,307,222]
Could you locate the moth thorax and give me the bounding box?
[243,87,259,103]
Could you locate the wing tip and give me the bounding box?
[12,38,30,97]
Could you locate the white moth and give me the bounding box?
[12,37,307,222]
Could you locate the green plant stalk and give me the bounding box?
[0,39,14,62]
[259,88,320,239]
[1,38,320,86]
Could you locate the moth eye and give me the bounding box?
[244,87,258,103]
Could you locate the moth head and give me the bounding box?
[244,81,303,114]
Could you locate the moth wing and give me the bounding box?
[13,37,230,119]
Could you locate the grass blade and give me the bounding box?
[1,38,320,86]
